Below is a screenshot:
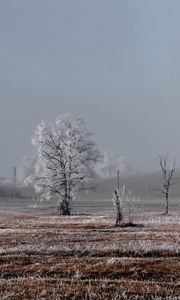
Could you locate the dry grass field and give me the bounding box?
[0,210,179,299]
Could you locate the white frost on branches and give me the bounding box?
[96,152,134,178]
[32,114,100,215]
[18,155,37,188]
[112,185,139,225]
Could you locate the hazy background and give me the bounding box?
[0,0,180,176]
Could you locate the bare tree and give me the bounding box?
[157,155,175,215]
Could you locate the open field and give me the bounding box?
[0,209,179,299]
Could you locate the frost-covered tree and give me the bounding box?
[18,155,37,187]
[32,114,100,215]
[96,152,133,178]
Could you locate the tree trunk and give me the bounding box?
[165,192,169,215]
[114,190,123,226]
[57,197,70,215]
[57,181,71,215]
[115,210,123,226]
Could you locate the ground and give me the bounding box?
[0,210,179,299]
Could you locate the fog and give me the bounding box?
[0,0,180,176]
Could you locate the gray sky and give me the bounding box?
[0,0,180,176]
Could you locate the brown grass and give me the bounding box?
[0,211,179,299]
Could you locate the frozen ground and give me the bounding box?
[0,209,179,299]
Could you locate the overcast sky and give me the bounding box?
[0,0,180,176]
